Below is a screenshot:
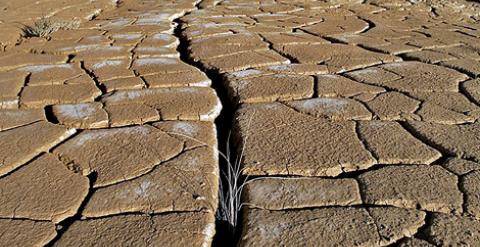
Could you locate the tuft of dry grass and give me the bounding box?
[21,17,80,38]
[216,132,251,236]
[167,113,255,237]
[168,131,252,236]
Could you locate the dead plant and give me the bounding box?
[21,17,80,38]
[166,112,255,237]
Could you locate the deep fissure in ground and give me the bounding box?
[173,12,247,246]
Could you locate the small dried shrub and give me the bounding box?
[22,17,79,38]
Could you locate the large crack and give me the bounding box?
[172,7,243,246]
[2,0,475,245]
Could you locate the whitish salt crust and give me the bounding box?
[18,64,73,73]
[55,103,97,119]
[231,69,262,78]
[72,126,152,146]
[296,98,349,112]
[112,34,143,40]
[133,57,180,66]
[0,100,19,109]
[170,122,199,136]
[92,60,124,69]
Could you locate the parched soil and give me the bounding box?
[0,0,480,246]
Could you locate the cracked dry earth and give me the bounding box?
[1,0,480,247]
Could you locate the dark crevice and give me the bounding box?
[323,35,351,44]
[16,73,31,107]
[79,209,208,221]
[396,52,431,63]
[258,33,296,63]
[194,0,207,9]
[358,17,376,34]
[312,75,319,98]
[242,162,424,181]
[44,105,59,124]
[430,7,440,18]
[411,211,437,245]
[45,172,98,247]
[246,203,431,214]
[357,44,395,55]
[430,155,454,167]
[128,35,145,70]
[413,30,432,38]
[174,12,242,247]
[0,216,51,221]
[66,54,75,63]
[139,75,150,88]
[300,28,349,45]
[174,18,237,151]
[0,120,44,133]
[79,61,107,99]
[262,43,300,63]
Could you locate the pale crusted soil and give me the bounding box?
[1,0,480,246]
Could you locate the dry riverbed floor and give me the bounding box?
[1,0,480,246]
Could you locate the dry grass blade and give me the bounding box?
[21,17,80,38]
[167,131,250,234]
[166,112,255,237]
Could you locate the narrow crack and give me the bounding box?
[364,207,384,246]
[354,121,379,163]
[399,121,450,158]
[79,61,107,98]
[458,174,470,216]
[353,97,376,119]
[89,144,190,190]
[258,33,296,63]
[0,121,78,179]
[358,17,376,34]
[79,209,207,221]
[16,73,31,108]
[45,172,97,247]
[460,81,480,109]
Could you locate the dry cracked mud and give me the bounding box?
[1,0,480,246]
